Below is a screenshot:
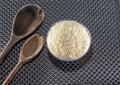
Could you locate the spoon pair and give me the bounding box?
[0,4,45,85]
[0,4,44,64]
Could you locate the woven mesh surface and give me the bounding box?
[0,0,120,85]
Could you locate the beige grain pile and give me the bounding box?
[47,20,91,60]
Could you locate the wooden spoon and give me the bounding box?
[0,4,44,64]
[2,34,44,85]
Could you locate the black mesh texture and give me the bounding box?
[0,0,120,85]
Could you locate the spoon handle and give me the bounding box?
[0,36,17,64]
[2,62,23,85]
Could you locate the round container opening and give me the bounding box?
[47,20,91,61]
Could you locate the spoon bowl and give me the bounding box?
[13,4,44,37]
[20,34,44,63]
[0,4,44,64]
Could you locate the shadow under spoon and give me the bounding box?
[2,34,44,85]
[0,4,44,64]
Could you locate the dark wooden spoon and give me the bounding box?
[0,4,44,64]
[2,34,44,85]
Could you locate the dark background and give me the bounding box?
[0,0,120,85]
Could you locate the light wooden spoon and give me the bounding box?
[2,34,44,85]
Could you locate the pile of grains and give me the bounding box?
[47,20,91,60]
